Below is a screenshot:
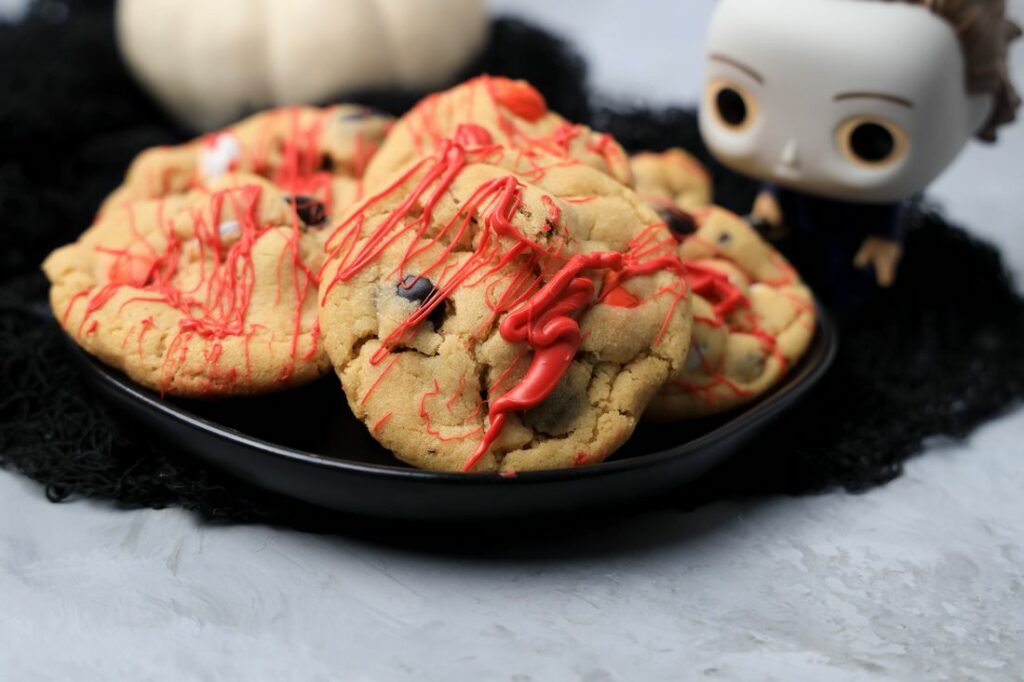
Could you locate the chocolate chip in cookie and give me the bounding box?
[397,274,445,330]
[657,205,697,237]
[285,194,328,227]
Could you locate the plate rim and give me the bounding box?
[74,307,837,485]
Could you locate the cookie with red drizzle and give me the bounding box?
[646,206,816,420]
[376,117,662,258]
[318,139,692,473]
[100,104,393,220]
[363,76,634,192]
[44,173,330,397]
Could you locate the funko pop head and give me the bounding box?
[700,0,1021,203]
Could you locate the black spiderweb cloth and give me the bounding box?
[1,2,1022,528]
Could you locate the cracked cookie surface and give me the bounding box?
[319,142,692,473]
[44,173,331,397]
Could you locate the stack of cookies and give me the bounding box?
[44,77,816,473]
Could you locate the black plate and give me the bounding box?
[73,313,836,522]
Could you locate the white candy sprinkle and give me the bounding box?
[218,220,240,242]
[200,133,242,181]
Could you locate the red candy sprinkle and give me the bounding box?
[489,78,548,121]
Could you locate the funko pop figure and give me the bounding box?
[700,0,1020,306]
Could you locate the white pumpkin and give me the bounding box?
[117,0,489,132]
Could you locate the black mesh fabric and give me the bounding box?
[1,3,1021,526]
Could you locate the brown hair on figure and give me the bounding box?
[889,0,1021,140]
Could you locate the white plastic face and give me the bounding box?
[700,0,994,203]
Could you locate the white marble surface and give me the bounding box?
[3,1,1024,680]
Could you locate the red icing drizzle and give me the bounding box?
[118,104,383,229]
[73,105,394,392]
[419,380,485,443]
[463,251,624,471]
[586,133,628,174]
[684,262,750,319]
[372,412,394,434]
[66,184,318,393]
[540,195,561,228]
[323,135,688,471]
[668,214,815,403]
[400,76,625,182]
[200,107,376,215]
[262,109,337,220]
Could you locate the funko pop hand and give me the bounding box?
[750,190,787,239]
[699,0,1019,306]
[854,236,903,289]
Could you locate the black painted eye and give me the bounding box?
[397,274,445,330]
[716,88,747,127]
[285,195,327,227]
[837,117,908,168]
[707,79,757,131]
[849,123,895,163]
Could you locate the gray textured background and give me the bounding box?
[2,1,1023,680]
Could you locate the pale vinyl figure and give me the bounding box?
[700,0,1020,306]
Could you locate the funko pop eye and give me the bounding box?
[706,79,758,131]
[836,117,909,168]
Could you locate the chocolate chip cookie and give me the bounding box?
[647,206,816,419]
[319,140,692,472]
